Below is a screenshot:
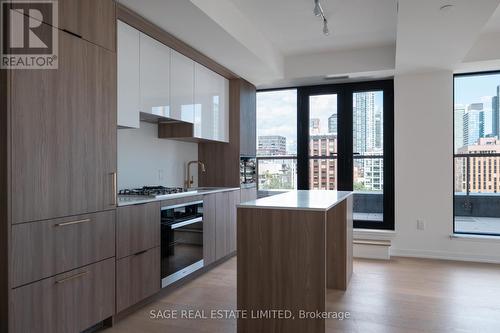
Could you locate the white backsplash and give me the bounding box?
[117,121,198,190]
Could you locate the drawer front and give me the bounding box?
[116,247,160,313]
[10,258,115,333]
[160,195,204,208]
[11,210,116,287]
[117,202,160,259]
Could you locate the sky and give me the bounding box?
[454,74,500,107]
[256,89,298,154]
[454,73,500,137]
[256,90,384,155]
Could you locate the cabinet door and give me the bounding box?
[116,247,160,313]
[194,63,229,142]
[140,33,171,118]
[194,63,214,140]
[78,0,116,51]
[216,76,230,143]
[117,202,160,259]
[12,210,116,288]
[227,190,240,253]
[240,187,257,204]
[10,258,115,333]
[215,192,229,260]
[117,21,140,128]
[203,193,216,265]
[18,0,116,51]
[240,81,257,156]
[171,50,195,123]
[11,28,116,223]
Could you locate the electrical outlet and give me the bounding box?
[417,219,425,231]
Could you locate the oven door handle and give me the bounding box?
[171,217,203,229]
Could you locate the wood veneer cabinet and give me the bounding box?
[11,210,116,288]
[238,80,256,157]
[203,193,217,265]
[117,202,160,259]
[10,28,117,224]
[116,247,160,313]
[214,190,240,260]
[240,186,257,203]
[1,17,117,332]
[10,258,115,333]
[17,0,116,51]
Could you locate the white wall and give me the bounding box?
[117,122,198,189]
[392,71,500,263]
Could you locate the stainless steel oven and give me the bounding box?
[161,200,204,287]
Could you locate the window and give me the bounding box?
[257,80,394,230]
[454,72,500,236]
[256,89,297,191]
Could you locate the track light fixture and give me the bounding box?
[313,0,322,16]
[323,18,329,36]
[313,0,330,36]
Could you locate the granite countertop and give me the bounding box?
[237,190,353,211]
[117,187,241,206]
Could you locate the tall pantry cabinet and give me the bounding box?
[0,1,117,332]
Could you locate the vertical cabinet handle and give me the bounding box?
[111,172,117,206]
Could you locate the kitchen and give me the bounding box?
[3,1,500,333]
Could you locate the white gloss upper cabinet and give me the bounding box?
[117,21,140,128]
[194,63,229,142]
[170,50,195,123]
[217,76,229,142]
[140,33,171,118]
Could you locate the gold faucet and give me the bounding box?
[186,161,206,188]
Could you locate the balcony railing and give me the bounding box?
[454,153,500,235]
[256,155,384,222]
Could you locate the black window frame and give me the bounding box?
[453,70,500,237]
[257,79,394,230]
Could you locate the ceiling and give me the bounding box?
[118,0,500,88]
[228,0,398,56]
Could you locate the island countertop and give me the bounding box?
[237,190,353,211]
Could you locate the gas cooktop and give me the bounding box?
[118,186,189,197]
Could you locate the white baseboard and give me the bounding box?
[353,242,391,260]
[390,248,500,264]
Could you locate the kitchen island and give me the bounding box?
[236,190,353,333]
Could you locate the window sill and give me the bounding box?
[450,233,500,243]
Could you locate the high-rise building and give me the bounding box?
[463,104,484,146]
[353,92,382,154]
[310,118,320,134]
[328,113,337,135]
[454,107,465,152]
[309,134,337,190]
[352,92,383,191]
[456,137,500,193]
[257,135,287,156]
[492,86,500,138]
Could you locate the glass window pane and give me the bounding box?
[257,159,297,190]
[454,73,500,236]
[308,94,338,191]
[353,91,384,156]
[309,159,337,190]
[353,91,384,223]
[256,90,297,157]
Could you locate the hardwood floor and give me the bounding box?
[103,257,500,333]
